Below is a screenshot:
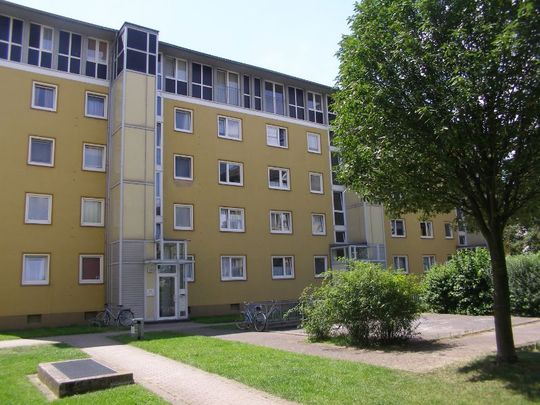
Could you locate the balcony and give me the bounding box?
[330,244,386,270]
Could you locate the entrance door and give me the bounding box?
[158,265,177,319]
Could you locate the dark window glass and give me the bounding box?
[10,44,21,61]
[127,28,147,51]
[335,231,345,243]
[333,192,343,210]
[71,34,81,57]
[59,31,70,55]
[177,81,187,95]
[116,51,124,76]
[288,87,295,102]
[165,78,175,93]
[29,24,40,48]
[175,156,191,178]
[28,48,39,65]
[296,89,304,106]
[314,258,326,275]
[244,95,250,108]
[298,109,305,120]
[219,163,227,182]
[192,63,201,83]
[40,52,52,68]
[243,75,250,93]
[289,106,295,117]
[70,58,80,74]
[148,54,156,74]
[254,78,261,96]
[81,257,101,280]
[0,16,9,41]
[202,65,212,86]
[334,212,345,226]
[157,96,161,116]
[229,165,241,183]
[0,42,7,59]
[309,110,315,122]
[316,112,324,124]
[126,49,146,73]
[12,19,23,43]
[203,87,212,100]
[58,55,68,71]
[149,33,156,53]
[255,98,261,110]
[116,34,123,54]
[86,61,96,77]
[97,64,107,79]
[192,84,201,98]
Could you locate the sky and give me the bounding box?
[9,0,355,86]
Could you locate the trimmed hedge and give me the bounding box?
[507,253,540,317]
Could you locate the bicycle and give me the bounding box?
[93,304,135,327]
[236,303,267,332]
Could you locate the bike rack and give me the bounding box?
[245,300,300,329]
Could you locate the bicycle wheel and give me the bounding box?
[235,312,249,330]
[254,312,267,332]
[95,311,111,327]
[119,309,135,327]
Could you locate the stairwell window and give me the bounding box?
[81,197,104,227]
[83,144,106,172]
[272,256,294,279]
[28,136,55,167]
[79,255,103,284]
[174,108,193,133]
[174,155,193,180]
[174,204,193,230]
[32,82,57,111]
[85,92,107,119]
[25,193,52,224]
[22,254,50,285]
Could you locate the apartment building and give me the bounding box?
[0,1,479,329]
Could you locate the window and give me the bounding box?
[86,38,108,79]
[331,152,342,185]
[174,155,193,180]
[192,62,212,100]
[312,214,326,235]
[221,256,246,281]
[253,78,262,110]
[309,172,323,194]
[219,160,243,186]
[243,75,251,108]
[307,92,324,124]
[28,136,54,167]
[85,92,107,119]
[184,255,195,282]
[307,133,321,153]
[217,116,242,140]
[272,256,294,279]
[164,57,187,95]
[81,197,104,226]
[124,28,157,75]
[314,256,328,278]
[58,31,81,74]
[28,23,53,68]
[220,207,245,232]
[83,143,106,172]
[335,231,346,243]
[270,211,292,234]
[266,125,288,148]
[422,256,436,272]
[268,167,290,190]
[420,221,434,238]
[0,15,23,62]
[333,191,346,226]
[22,254,49,285]
[174,204,193,230]
[32,82,57,111]
[444,223,454,239]
[174,108,193,132]
[393,256,409,273]
[264,81,285,115]
[216,70,240,105]
[391,219,406,237]
[25,193,52,224]
[79,255,103,283]
[288,87,305,119]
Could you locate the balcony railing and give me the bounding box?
[330,244,386,270]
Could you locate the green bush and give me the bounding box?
[507,253,540,317]
[422,248,493,315]
[296,261,423,344]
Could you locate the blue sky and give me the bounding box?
[10,0,355,86]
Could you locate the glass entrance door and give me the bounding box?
[158,265,177,319]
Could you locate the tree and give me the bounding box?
[504,220,540,255]
[333,0,540,363]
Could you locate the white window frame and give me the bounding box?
[80,197,105,227]
[173,203,194,230]
[85,91,108,119]
[185,254,195,282]
[174,154,193,180]
[444,222,454,239]
[79,254,104,284]
[422,255,436,272]
[266,125,288,148]
[390,219,406,237]
[25,193,52,224]
[82,143,106,172]
[307,132,321,154]
[31,82,57,112]
[314,255,328,278]
[309,172,324,194]
[28,24,53,67]
[174,107,193,133]
[311,213,326,235]
[271,256,295,279]
[307,91,324,124]
[217,115,242,141]
[0,15,23,61]
[393,255,409,273]
[86,37,109,74]
[218,160,244,186]
[22,253,50,285]
[420,221,434,238]
[220,255,246,281]
[264,80,285,115]
[28,136,55,167]
[219,207,245,232]
[269,210,292,234]
[268,167,290,190]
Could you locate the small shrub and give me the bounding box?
[296,261,422,344]
[507,253,540,317]
[421,263,460,313]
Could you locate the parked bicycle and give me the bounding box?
[93,304,134,327]
[236,303,267,332]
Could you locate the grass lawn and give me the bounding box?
[0,344,166,404]
[0,325,124,341]
[189,314,240,324]
[117,331,540,404]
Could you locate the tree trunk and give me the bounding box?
[486,230,517,363]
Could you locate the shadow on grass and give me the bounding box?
[457,347,540,401]
[0,324,122,341]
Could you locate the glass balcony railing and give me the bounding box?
[330,244,386,270]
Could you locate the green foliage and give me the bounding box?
[504,222,540,256]
[423,249,493,315]
[297,261,423,344]
[507,253,540,317]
